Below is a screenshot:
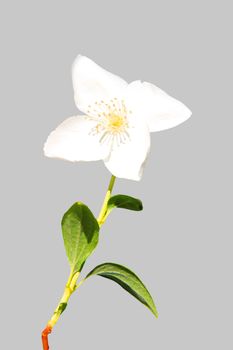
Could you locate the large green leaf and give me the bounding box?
[86,263,158,317]
[61,202,99,273]
[107,195,143,211]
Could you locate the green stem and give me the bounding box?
[41,270,80,350]
[97,175,116,226]
[48,271,80,328]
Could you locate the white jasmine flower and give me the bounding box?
[44,55,191,180]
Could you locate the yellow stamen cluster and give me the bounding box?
[87,98,132,147]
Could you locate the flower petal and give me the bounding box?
[44,115,109,162]
[72,55,128,114]
[125,81,192,132]
[103,116,150,181]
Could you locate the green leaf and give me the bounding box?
[86,263,158,318]
[61,202,99,273]
[107,195,143,211]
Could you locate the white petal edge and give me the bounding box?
[125,80,192,132]
[44,115,109,162]
[104,116,150,181]
[72,55,128,114]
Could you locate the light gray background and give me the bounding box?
[1,1,232,349]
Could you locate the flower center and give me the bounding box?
[86,98,132,148]
[108,114,125,130]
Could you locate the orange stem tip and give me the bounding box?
[41,325,52,350]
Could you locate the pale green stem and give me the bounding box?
[47,270,80,328]
[97,175,116,226]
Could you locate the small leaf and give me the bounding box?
[61,202,99,273]
[86,263,158,317]
[57,303,67,314]
[108,195,143,211]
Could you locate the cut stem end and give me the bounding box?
[42,325,52,350]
